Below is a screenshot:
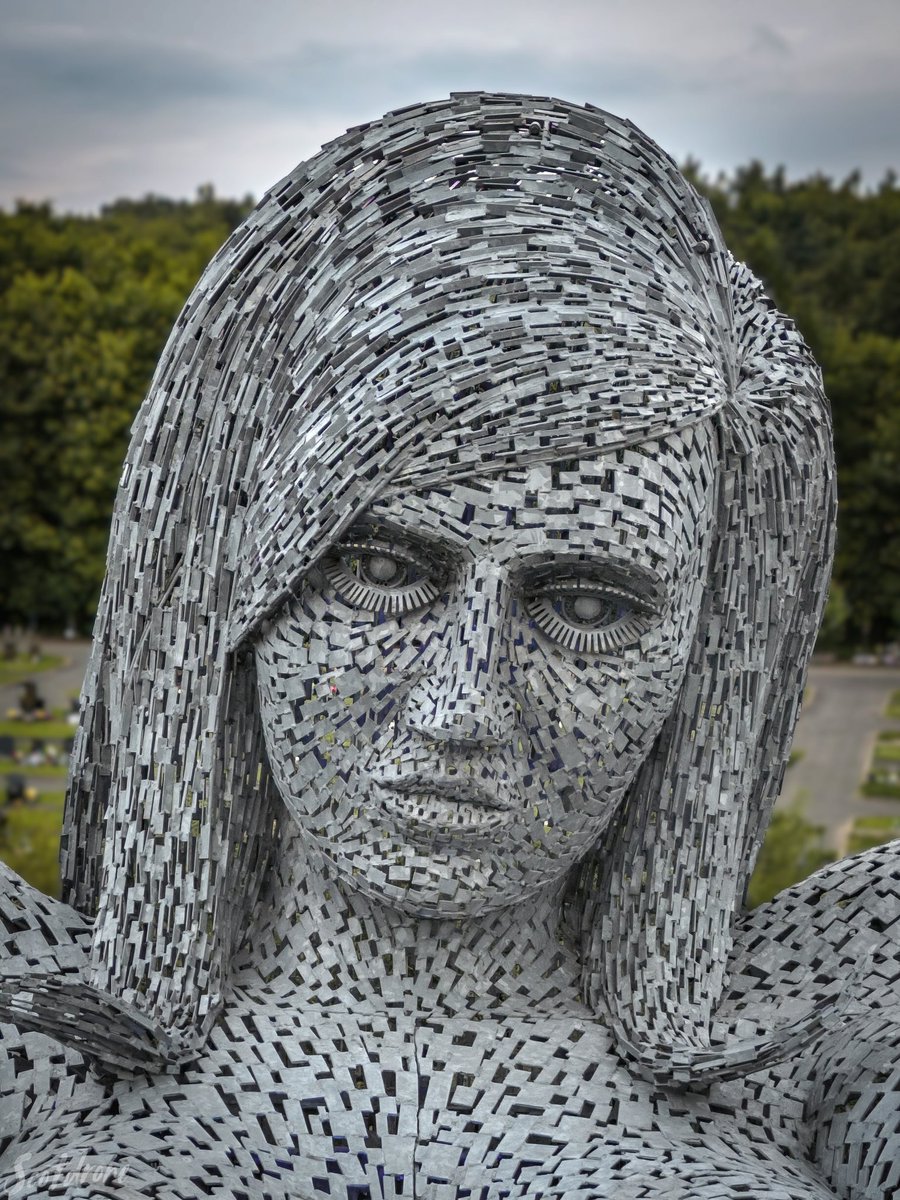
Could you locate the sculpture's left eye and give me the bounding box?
[526,579,653,654]
[325,536,443,615]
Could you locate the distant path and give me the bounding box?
[776,664,900,853]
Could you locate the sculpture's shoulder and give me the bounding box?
[720,847,900,1199]
[0,860,91,975]
[729,840,900,1006]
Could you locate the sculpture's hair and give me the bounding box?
[12,95,835,1082]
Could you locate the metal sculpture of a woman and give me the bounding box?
[0,93,896,1199]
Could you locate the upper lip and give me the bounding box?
[374,771,513,811]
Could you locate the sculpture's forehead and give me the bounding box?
[385,434,710,503]
[371,432,717,578]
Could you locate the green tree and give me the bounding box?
[747,804,834,908]
[0,194,252,629]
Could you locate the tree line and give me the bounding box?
[1,170,899,644]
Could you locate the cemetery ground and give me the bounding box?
[0,636,89,898]
[0,653,64,686]
[1,649,900,900]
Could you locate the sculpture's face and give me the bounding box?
[254,425,716,916]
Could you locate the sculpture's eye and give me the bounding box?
[325,536,443,615]
[525,579,651,654]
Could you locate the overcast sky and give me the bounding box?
[2,0,898,212]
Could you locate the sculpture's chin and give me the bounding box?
[317,839,576,920]
[275,770,626,918]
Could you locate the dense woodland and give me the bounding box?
[1,167,899,644]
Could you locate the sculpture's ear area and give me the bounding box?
[579,258,836,1086]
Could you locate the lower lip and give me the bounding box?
[374,786,514,838]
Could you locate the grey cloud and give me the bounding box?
[0,29,241,114]
[0,21,695,123]
[754,85,900,181]
[257,44,683,118]
[750,24,793,59]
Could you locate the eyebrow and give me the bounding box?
[338,516,462,560]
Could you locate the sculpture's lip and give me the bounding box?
[375,773,513,811]
[371,773,516,837]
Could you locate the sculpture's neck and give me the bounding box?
[233,827,588,1017]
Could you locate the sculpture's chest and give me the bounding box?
[188,1008,632,1193]
[136,1007,811,1198]
[7,1009,824,1198]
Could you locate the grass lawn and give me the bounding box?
[874,741,900,762]
[0,717,75,739]
[746,800,833,908]
[848,814,900,855]
[877,730,900,742]
[861,779,900,801]
[0,791,64,897]
[887,690,900,720]
[0,654,64,686]
[0,759,68,777]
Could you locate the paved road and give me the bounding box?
[776,664,900,853]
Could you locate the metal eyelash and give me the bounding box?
[525,588,650,654]
[324,538,444,616]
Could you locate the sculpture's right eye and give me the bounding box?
[324,535,443,616]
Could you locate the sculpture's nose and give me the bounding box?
[401,559,517,748]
